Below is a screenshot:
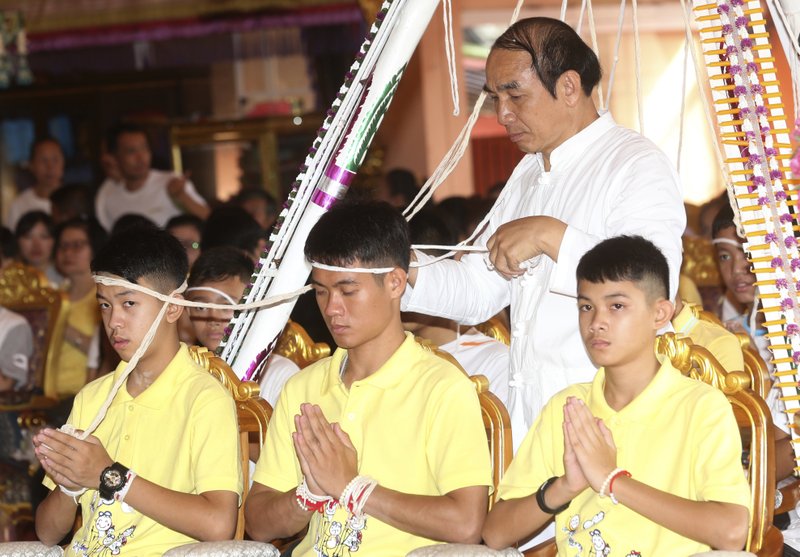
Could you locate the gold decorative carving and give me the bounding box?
[681,235,722,288]
[474,317,511,346]
[273,320,331,369]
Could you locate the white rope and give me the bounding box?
[442,0,460,116]
[585,0,605,111]
[604,0,627,108]
[62,275,310,440]
[185,286,238,306]
[411,244,487,252]
[632,0,645,135]
[711,238,742,248]
[402,0,527,221]
[577,0,588,35]
[310,261,395,273]
[677,34,689,173]
[560,0,569,22]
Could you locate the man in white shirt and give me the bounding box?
[6,138,64,230]
[94,124,210,231]
[404,17,685,447]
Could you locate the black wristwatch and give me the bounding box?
[99,462,130,501]
[535,476,571,515]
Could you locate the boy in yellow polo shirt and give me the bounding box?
[32,227,242,556]
[483,235,751,554]
[244,201,492,556]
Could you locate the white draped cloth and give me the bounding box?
[403,112,685,448]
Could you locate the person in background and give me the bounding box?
[94,123,209,231]
[6,138,65,230]
[0,226,18,270]
[201,205,265,263]
[50,183,93,225]
[374,167,420,209]
[185,246,298,406]
[234,188,279,231]
[15,211,62,286]
[166,214,203,268]
[52,217,108,398]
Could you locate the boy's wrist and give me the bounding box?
[536,476,575,514]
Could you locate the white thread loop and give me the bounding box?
[442,0,460,116]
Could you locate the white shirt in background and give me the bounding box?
[6,189,51,231]
[439,329,509,406]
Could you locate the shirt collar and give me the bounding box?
[588,353,682,421]
[672,302,700,335]
[547,111,614,171]
[320,332,419,395]
[113,343,196,409]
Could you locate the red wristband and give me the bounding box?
[608,469,631,504]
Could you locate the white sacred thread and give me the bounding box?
[711,238,743,249]
[309,261,396,274]
[185,286,238,306]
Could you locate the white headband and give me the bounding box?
[185,286,238,306]
[711,238,744,249]
[309,261,396,274]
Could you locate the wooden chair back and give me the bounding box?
[414,337,512,508]
[695,307,772,399]
[188,346,272,540]
[473,317,511,347]
[273,320,331,369]
[656,333,780,556]
[0,263,67,399]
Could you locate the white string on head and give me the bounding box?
[677,34,689,173]
[604,0,627,108]
[631,0,645,135]
[711,238,744,249]
[60,275,311,441]
[309,261,396,274]
[185,286,238,306]
[585,0,604,111]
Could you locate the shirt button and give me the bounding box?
[124,435,130,441]
[347,412,356,421]
[128,405,134,411]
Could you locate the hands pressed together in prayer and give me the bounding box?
[33,428,113,492]
[486,216,567,278]
[561,397,617,498]
[293,403,358,499]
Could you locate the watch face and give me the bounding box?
[103,469,124,489]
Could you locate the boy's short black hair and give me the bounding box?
[92,227,188,294]
[408,208,456,255]
[188,246,254,288]
[711,204,736,239]
[305,201,411,272]
[201,205,263,254]
[576,235,669,300]
[166,214,204,234]
[111,213,158,237]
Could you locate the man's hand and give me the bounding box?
[293,404,358,499]
[486,216,567,278]
[33,428,113,490]
[167,174,189,200]
[563,397,617,492]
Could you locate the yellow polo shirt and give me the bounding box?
[45,343,242,557]
[498,357,750,556]
[53,287,100,397]
[673,302,745,373]
[253,332,492,557]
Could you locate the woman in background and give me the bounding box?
[15,210,62,286]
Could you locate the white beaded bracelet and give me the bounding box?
[599,467,623,499]
[339,475,378,518]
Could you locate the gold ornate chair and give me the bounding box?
[414,337,513,508]
[188,346,272,540]
[474,317,511,347]
[273,320,331,369]
[682,235,725,311]
[524,334,780,557]
[0,263,67,401]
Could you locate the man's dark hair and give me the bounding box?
[106,123,149,154]
[492,17,601,98]
[55,217,108,258]
[384,168,419,207]
[201,205,263,255]
[92,227,188,293]
[305,201,410,272]
[29,137,63,160]
[51,183,92,222]
[711,204,736,239]
[166,214,204,234]
[576,235,669,300]
[188,246,254,288]
[15,211,54,239]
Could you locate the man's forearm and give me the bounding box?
[363,485,488,544]
[244,484,313,542]
[35,489,78,546]
[124,477,238,541]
